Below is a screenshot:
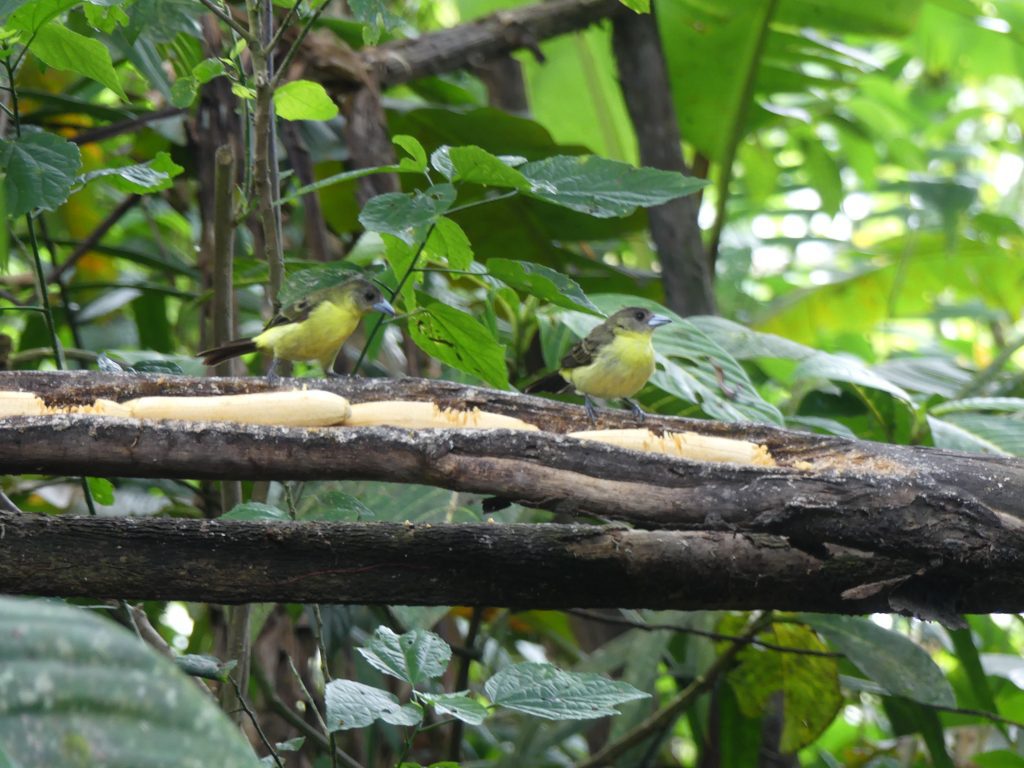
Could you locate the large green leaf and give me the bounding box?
[519,155,708,218]
[359,184,456,243]
[927,414,1024,456]
[484,662,649,720]
[324,680,422,731]
[407,297,510,389]
[356,626,452,685]
[487,258,599,315]
[30,21,127,99]
[431,145,530,189]
[726,623,842,751]
[0,597,261,767]
[0,130,80,217]
[800,615,955,708]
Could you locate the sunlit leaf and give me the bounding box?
[79,152,184,194]
[274,79,339,121]
[30,21,127,99]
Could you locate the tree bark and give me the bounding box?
[2,371,1023,617]
[3,513,1019,613]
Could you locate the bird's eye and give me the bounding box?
[365,291,376,301]
[634,310,645,321]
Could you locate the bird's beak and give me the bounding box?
[648,314,671,328]
[373,297,396,316]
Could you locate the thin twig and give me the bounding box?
[198,0,255,42]
[568,609,841,658]
[254,663,366,768]
[271,1,329,89]
[231,676,284,768]
[310,603,339,768]
[71,108,187,145]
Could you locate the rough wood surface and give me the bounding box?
[2,371,1022,614]
[2,513,1017,613]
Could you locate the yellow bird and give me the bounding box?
[527,307,671,422]
[199,276,395,379]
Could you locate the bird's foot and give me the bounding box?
[266,360,280,385]
[624,398,645,422]
[584,396,598,427]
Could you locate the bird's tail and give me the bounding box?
[197,338,258,367]
[523,371,568,395]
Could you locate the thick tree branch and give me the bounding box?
[4,514,1016,612]
[2,372,1024,616]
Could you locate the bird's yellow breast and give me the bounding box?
[561,330,655,399]
[253,299,361,369]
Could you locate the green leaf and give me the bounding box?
[418,692,489,725]
[973,751,1024,768]
[348,0,401,44]
[432,145,530,189]
[793,351,913,403]
[31,21,127,99]
[726,623,841,751]
[426,216,474,270]
[407,297,510,389]
[221,502,290,521]
[930,397,1024,415]
[274,79,339,121]
[79,151,184,194]
[85,477,115,505]
[800,615,955,708]
[0,130,80,218]
[485,662,649,720]
[0,597,261,767]
[519,155,708,218]
[617,0,649,11]
[393,134,428,172]
[927,413,1023,456]
[487,258,599,315]
[192,57,225,84]
[357,626,452,685]
[6,0,77,34]
[169,76,197,107]
[359,184,456,244]
[298,488,375,521]
[325,680,423,731]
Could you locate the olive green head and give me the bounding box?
[327,277,396,316]
[607,307,672,334]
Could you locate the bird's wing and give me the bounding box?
[560,322,614,370]
[263,294,318,330]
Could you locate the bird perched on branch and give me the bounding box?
[199,276,395,379]
[525,307,671,423]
